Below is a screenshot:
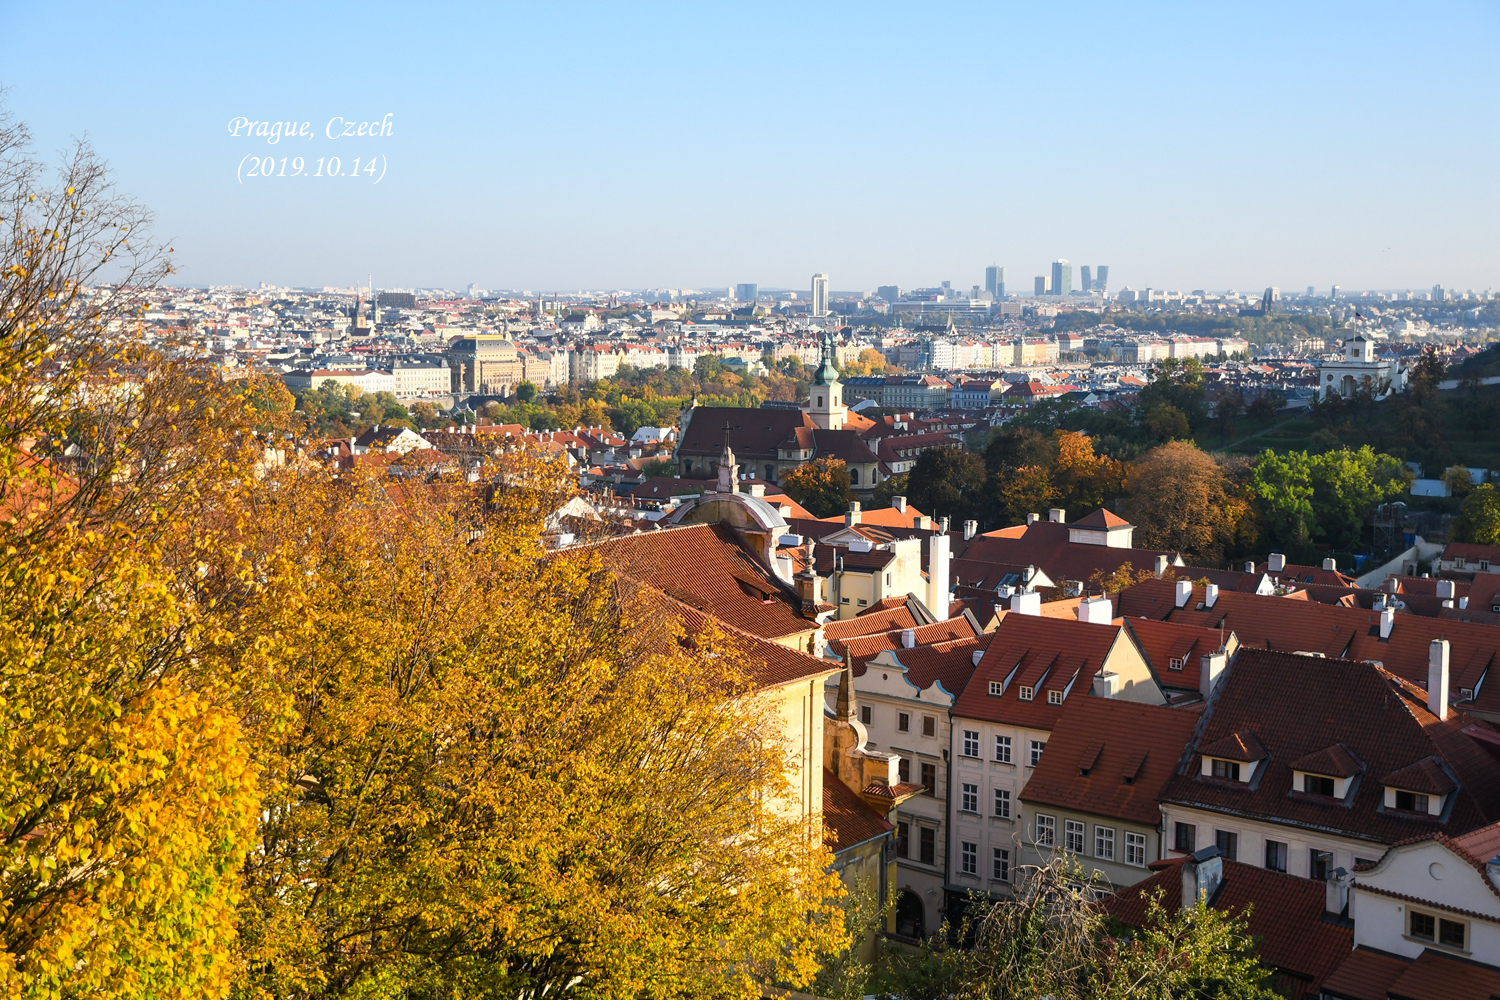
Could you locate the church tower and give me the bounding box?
[806,329,847,431]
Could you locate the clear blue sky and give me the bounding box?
[4,1,1497,293]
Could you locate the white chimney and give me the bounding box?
[892,495,907,513]
[1436,579,1456,600]
[1325,868,1351,917]
[1429,639,1450,720]
[1205,583,1219,608]
[1049,507,1066,523]
[1380,606,1394,640]
[749,483,766,498]
[938,516,950,534]
[1460,596,1470,609]
[1268,553,1286,573]
[1175,580,1193,608]
[1026,512,1039,524]
[1200,651,1227,699]
[901,628,916,649]
[1155,554,1169,576]
[1078,595,1114,625]
[1181,849,1223,907]
[927,532,951,617]
[964,519,978,541]
[1010,591,1041,616]
[846,501,862,526]
[1323,557,1337,571]
[1092,670,1121,698]
[1244,561,1255,574]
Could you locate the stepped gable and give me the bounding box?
[1019,697,1201,826]
[588,522,815,641]
[1160,649,1500,845]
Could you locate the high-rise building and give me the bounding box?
[1306,285,1316,298]
[1432,284,1446,302]
[1095,265,1109,294]
[877,285,901,303]
[1331,285,1341,300]
[1051,260,1072,297]
[1034,276,1048,297]
[1079,265,1093,293]
[984,265,1005,298]
[734,283,758,304]
[811,273,830,317]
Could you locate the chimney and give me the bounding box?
[901,628,916,649]
[1380,606,1394,640]
[749,483,766,498]
[1180,847,1224,909]
[1026,512,1039,525]
[1244,561,1255,574]
[926,533,951,617]
[1009,591,1041,616]
[1436,579,1455,600]
[1175,580,1193,608]
[1429,639,1450,720]
[892,495,907,513]
[963,520,978,541]
[915,515,932,530]
[1460,596,1469,609]
[1205,583,1219,608]
[938,516,950,534]
[1325,868,1352,918]
[845,501,862,526]
[1092,670,1121,697]
[1155,554,1169,576]
[1048,507,1066,523]
[1384,577,1399,595]
[1200,651,1227,699]
[1078,595,1113,625]
[1268,553,1286,573]
[1323,557,1337,572]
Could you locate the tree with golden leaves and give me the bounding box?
[1122,442,1250,565]
[782,456,852,518]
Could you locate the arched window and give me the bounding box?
[849,467,860,485]
[816,395,823,407]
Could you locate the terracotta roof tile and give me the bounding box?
[1198,730,1267,762]
[1290,742,1365,779]
[1381,756,1457,795]
[1385,948,1500,1000]
[1319,946,1410,1000]
[822,768,894,852]
[953,615,1134,729]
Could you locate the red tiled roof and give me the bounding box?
[1198,730,1267,762]
[1380,756,1457,795]
[1443,541,1500,564]
[823,605,921,640]
[1018,697,1201,825]
[865,635,990,697]
[952,520,1179,594]
[1124,617,1227,692]
[1102,857,1353,991]
[822,768,894,853]
[1319,946,1411,1000]
[1385,948,1500,1000]
[1070,507,1130,529]
[1290,743,1364,779]
[831,618,981,671]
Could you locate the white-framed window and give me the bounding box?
[1029,740,1046,767]
[1395,790,1429,813]
[961,783,978,813]
[962,730,980,758]
[993,788,1011,818]
[1125,832,1147,867]
[1018,685,1034,701]
[1065,820,1085,853]
[1095,826,1115,860]
[1211,759,1240,781]
[1047,690,1063,705]
[1034,814,1056,847]
[992,847,1010,882]
[995,735,1012,763]
[988,680,1004,696]
[960,841,978,875]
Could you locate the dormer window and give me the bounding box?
[1047,690,1063,705]
[1211,759,1240,781]
[1169,657,1184,671]
[988,681,1003,696]
[1394,790,1429,813]
[1303,774,1336,797]
[1018,685,1034,701]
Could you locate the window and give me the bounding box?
[1455,557,1466,569]
[995,735,1012,763]
[992,847,1010,882]
[1265,840,1288,873]
[1215,830,1238,861]
[1169,656,1184,671]
[840,597,850,604]
[896,822,909,858]
[961,783,978,813]
[849,468,859,485]
[1047,690,1063,705]
[1018,685,1034,701]
[1029,740,1047,767]
[1395,790,1429,813]
[1174,822,1196,853]
[1125,832,1147,867]
[988,681,1004,696]
[923,716,936,737]
[1035,814,1056,847]
[1481,560,1491,571]
[859,705,872,726]
[898,712,910,732]
[1310,849,1333,881]
[898,757,910,783]
[993,788,1011,818]
[1410,911,1435,941]
[1440,918,1466,949]
[1211,759,1240,781]
[960,841,977,875]
[919,827,935,865]
[1065,820,1085,853]
[920,762,936,796]
[1095,826,1115,860]
[857,598,868,606]
[1303,773,1336,797]
[962,730,980,758]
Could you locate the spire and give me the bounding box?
[811,328,840,386]
[716,420,739,493]
[835,648,857,722]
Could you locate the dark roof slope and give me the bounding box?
[678,405,812,460]
[822,768,894,853]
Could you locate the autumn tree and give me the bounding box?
[1051,430,1125,514]
[1122,442,1250,564]
[990,464,1059,529]
[782,456,853,517]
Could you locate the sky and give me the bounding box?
[3,0,1497,294]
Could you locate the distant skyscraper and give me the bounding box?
[1079,265,1093,292]
[1034,275,1048,296]
[1331,285,1340,300]
[1432,284,1446,302]
[877,285,901,303]
[734,282,758,304]
[811,273,830,317]
[984,265,1005,298]
[1095,265,1108,294]
[1051,260,1072,296]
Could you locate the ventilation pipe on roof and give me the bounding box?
[1205,583,1219,608]
[1323,557,1337,571]
[1174,580,1193,608]
[1078,595,1113,625]
[1200,651,1227,699]
[1049,508,1066,523]
[1436,579,1456,600]
[901,628,916,649]
[892,495,907,513]
[1268,553,1287,573]
[1380,606,1395,640]
[964,520,978,541]
[1429,639,1450,720]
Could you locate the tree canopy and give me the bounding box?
[782,456,853,518]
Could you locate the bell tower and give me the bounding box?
[806,329,847,431]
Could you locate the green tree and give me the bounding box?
[983,426,1056,476]
[1136,358,1209,430]
[1453,483,1500,545]
[782,457,854,518]
[1247,447,1408,558]
[516,379,538,403]
[906,447,988,525]
[1144,403,1191,442]
[871,472,910,510]
[1215,390,1244,441]
[1442,464,1476,499]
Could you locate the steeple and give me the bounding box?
[811,328,840,386]
[805,329,847,431]
[716,421,739,493]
